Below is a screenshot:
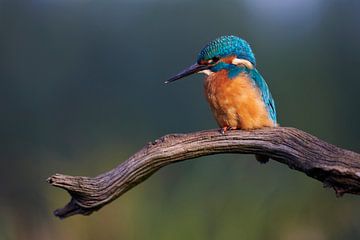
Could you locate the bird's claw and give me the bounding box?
[219,126,237,135]
[220,127,227,135]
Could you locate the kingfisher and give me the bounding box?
[166,35,277,134]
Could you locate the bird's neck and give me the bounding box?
[210,63,250,79]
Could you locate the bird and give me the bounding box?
[165,36,277,163]
[166,35,277,138]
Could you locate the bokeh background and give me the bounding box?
[1,0,360,239]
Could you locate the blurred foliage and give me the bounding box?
[0,0,359,239]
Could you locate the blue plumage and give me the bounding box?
[249,69,277,124]
[167,35,278,128]
[197,35,256,66]
[199,41,277,124]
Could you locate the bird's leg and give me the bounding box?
[219,126,229,135]
[219,126,237,134]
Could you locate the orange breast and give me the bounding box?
[204,70,274,130]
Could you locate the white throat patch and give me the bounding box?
[199,69,213,76]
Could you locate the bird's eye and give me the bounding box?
[207,57,220,64]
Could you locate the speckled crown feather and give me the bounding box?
[197,35,256,66]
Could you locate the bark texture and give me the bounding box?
[47,127,360,219]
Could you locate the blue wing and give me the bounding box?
[249,68,277,124]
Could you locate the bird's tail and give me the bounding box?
[255,154,269,164]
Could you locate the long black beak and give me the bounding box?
[165,63,209,84]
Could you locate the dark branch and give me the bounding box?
[47,127,360,219]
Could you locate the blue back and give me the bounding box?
[249,68,277,124]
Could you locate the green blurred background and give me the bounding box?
[1,0,359,239]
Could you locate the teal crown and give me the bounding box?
[197,35,256,66]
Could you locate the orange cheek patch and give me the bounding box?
[220,55,236,64]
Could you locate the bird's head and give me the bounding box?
[166,35,256,83]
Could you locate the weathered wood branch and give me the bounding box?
[47,127,360,219]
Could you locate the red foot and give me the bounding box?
[219,126,237,135]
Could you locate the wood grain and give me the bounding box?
[47,127,360,219]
